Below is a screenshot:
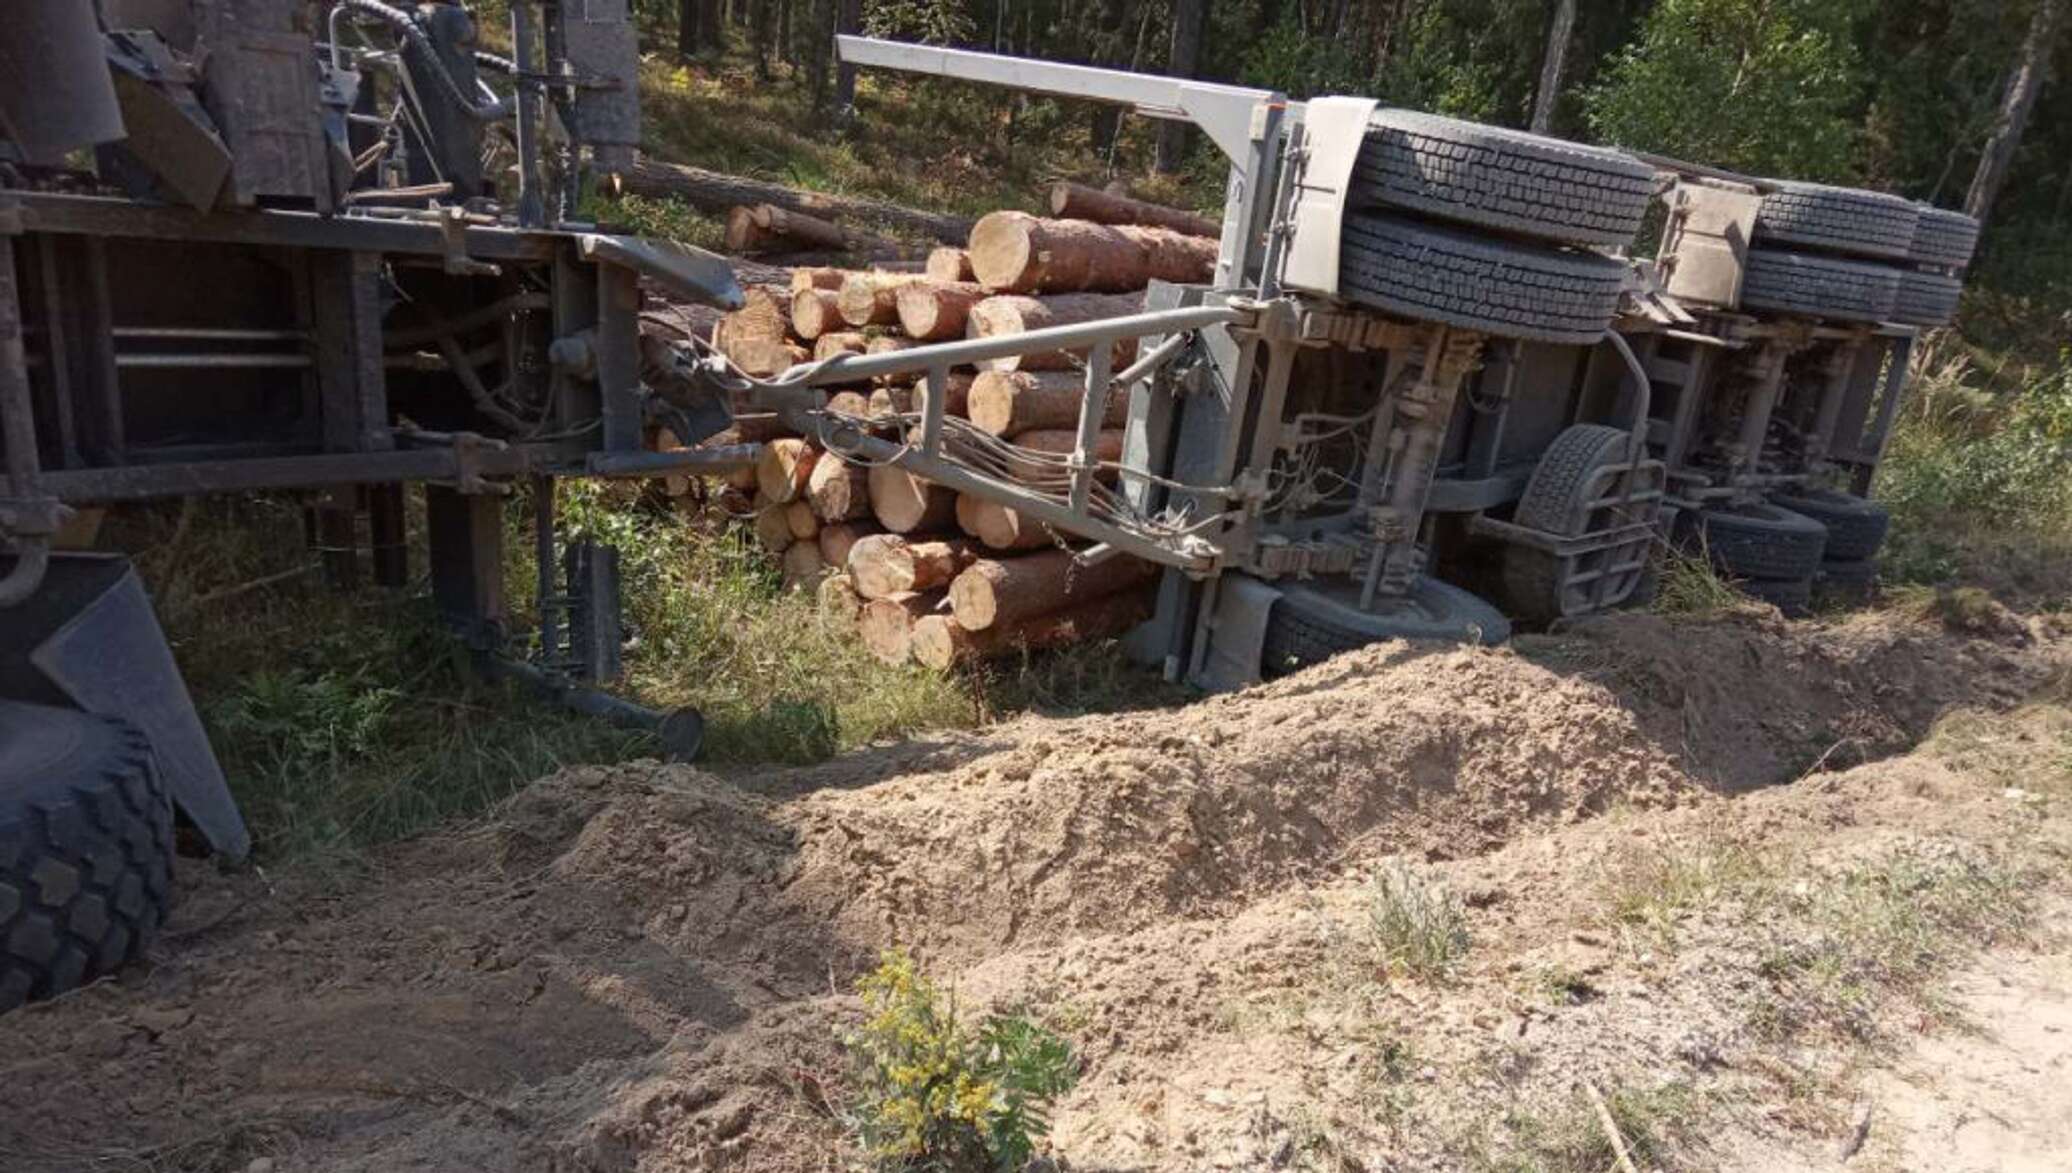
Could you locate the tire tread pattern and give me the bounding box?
[1908,206,1981,271]
[1350,111,1656,247]
[1340,215,1625,345]
[1739,249,1901,323]
[1893,270,1962,327]
[0,717,173,1012]
[1754,182,1921,261]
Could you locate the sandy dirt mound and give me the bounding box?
[0,610,2063,1170]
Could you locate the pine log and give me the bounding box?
[968,369,1127,436]
[948,549,1155,630]
[966,293,1142,372]
[620,159,975,246]
[790,267,847,294]
[868,373,975,419]
[756,437,818,503]
[784,498,821,540]
[807,452,871,521]
[967,211,1219,293]
[713,285,790,350]
[1048,181,1221,238]
[813,332,868,362]
[895,282,989,341]
[826,389,872,417]
[756,204,852,251]
[1002,428,1125,481]
[818,572,865,626]
[837,271,928,327]
[911,589,1152,668]
[926,247,976,283]
[865,336,919,374]
[817,521,878,570]
[751,491,794,553]
[727,337,809,378]
[956,494,1056,550]
[791,288,845,339]
[847,533,982,599]
[858,589,943,663]
[723,205,775,253]
[781,540,826,585]
[868,463,958,532]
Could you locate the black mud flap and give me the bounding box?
[0,553,250,862]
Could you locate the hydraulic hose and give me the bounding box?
[336,0,513,121]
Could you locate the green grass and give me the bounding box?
[117,488,1178,865]
[1874,337,2072,605]
[1366,859,1471,982]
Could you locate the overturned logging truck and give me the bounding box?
[720,36,1972,684]
[0,0,744,1008]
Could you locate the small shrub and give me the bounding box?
[1367,860,1470,981]
[843,952,1079,1171]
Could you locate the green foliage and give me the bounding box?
[1239,15,1370,99]
[864,0,977,47]
[842,952,1080,1171]
[1649,544,1742,616]
[1584,0,1874,180]
[1876,348,2072,600]
[1366,859,1470,981]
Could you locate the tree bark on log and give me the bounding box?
[807,453,871,520]
[896,282,989,340]
[859,589,943,663]
[926,247,975,282]
[1047,181,1219,238]
[837,271,927,326]
[868,463,958,532]
[956,494,1056,550]
[911,589,1151,667]
[847,533,982,598]
[817,520,877,570]
[967,211,1218,292]
[968,369,1128,435]
[791,288,844,339]
[621,159,975,245]
[966,293,1142,372]
[948,548,1154,630]
[1003,429,1125,484]
[756,437,819,503]
[790,267,847,294]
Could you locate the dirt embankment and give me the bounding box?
[0,607,2063,1171]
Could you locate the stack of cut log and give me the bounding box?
[704,181,1221,666]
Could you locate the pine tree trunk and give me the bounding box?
[1530,0,1576,133]
[967,212,1217,292]
[678,0,700,59]
[1966,0,2064,224]
[966,293,1143,371]
[847,534,983,598]
[895,282,989,340]
[1154,0,1209,173]
[968,369,1128,435]
[911,589,1151,668]
[868,464,958,532]
[1049,182,1219,237]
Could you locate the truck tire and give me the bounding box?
[1739,575,1814,618]
[1814,557,1878,608]
[1351,110,1657,248]
[1261,575,1510,676]
[1514,424,1636,533]
[1690,502,1828,581]
[1739,249,1901,323]
[0,702,174,1012]
[1768,488,1891,561]
[1340,214,1626,345]
[1753,181,1921,261]
[1908,205,1981,271]
[1892,270,1963,327]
